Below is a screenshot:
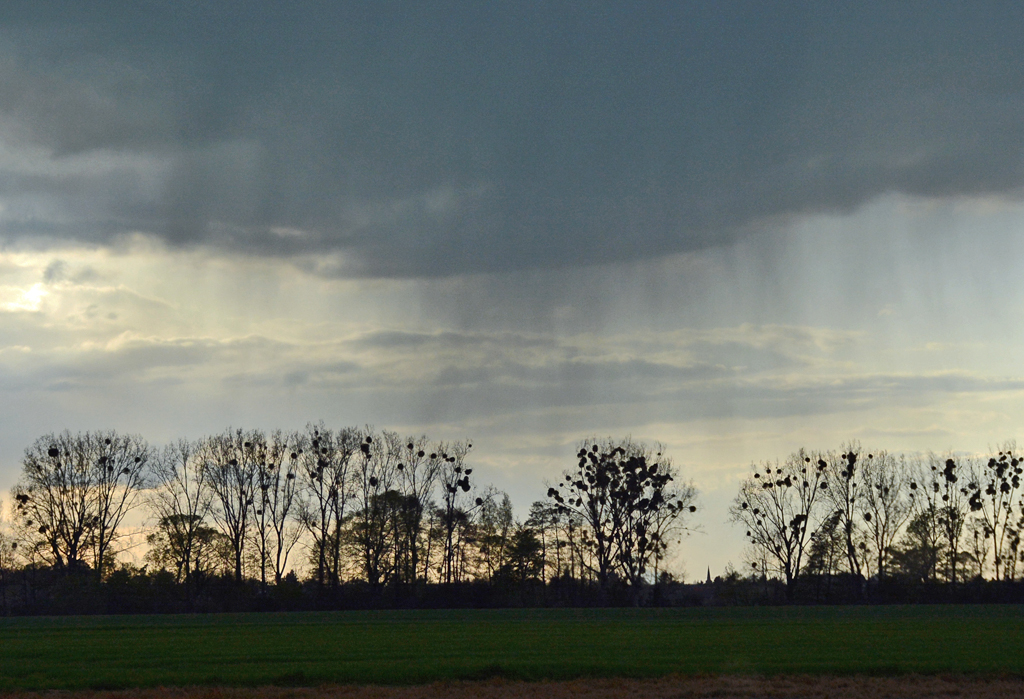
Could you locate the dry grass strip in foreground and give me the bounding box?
[7,676,1024,699]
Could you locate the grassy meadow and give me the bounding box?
[1,606,1022,690]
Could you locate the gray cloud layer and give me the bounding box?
[2,2,1023,276]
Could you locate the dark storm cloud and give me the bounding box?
[2,2,1023,276]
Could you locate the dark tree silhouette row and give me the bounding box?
[0,427,698,614]
[731,441,1024,601]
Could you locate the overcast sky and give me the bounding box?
[2,2,1024,577]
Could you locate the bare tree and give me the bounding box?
[525,500,560,584]
[246,431,274,587]
[859,451,912,580]
[524,499,599,585]
[13,433,99,571]
[393,436,442,585]
[351,430,401,586]
[249,430,302,585]
[477,492,515,581]
[435,440,483,584]
[969,445,1022,580]
[145,514,227,584]
[12,431,149,577]
[149,439,214,588]
[296,423,358,588]
[934,455,972,584]
[548,438,697,591]
[731,450,826,598]
[806,510,844,581]
[821,445,866,579]
[204,429,259,582]
[90,432,150,580]
[900,457,943,582]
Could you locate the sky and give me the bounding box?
[2,2,1024,578]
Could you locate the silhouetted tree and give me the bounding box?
[859,451,912,580]
[891,507,941,583]
[806,510,844,585]
[897,458,939,582]
[249,430,300,585]
[499,524,545,584]
[204,429,260,582]
[558,506,593,583]
[393,436,442,585]
[296,423,358,588]
[970,446,1022,580]
[821,445,866,579]
[12,431,149,577]
[477,492,515,581]
[145,514,228,582]
[934,455,971,584]
[13,439,92,571]
[731,449,826,598]
[149,439,214,592]
[525,500,559,583]
[351,430,400,587]
[436,440,480,584]
[548,438,697,592]
[90,432,150,581]
[896,455,972,584]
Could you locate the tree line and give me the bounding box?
[730,442,1024,602]
[7,429,1022,614]
[0,427,697,614]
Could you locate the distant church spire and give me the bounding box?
[706,567,712,584]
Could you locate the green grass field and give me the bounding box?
[1,606,1022,690]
